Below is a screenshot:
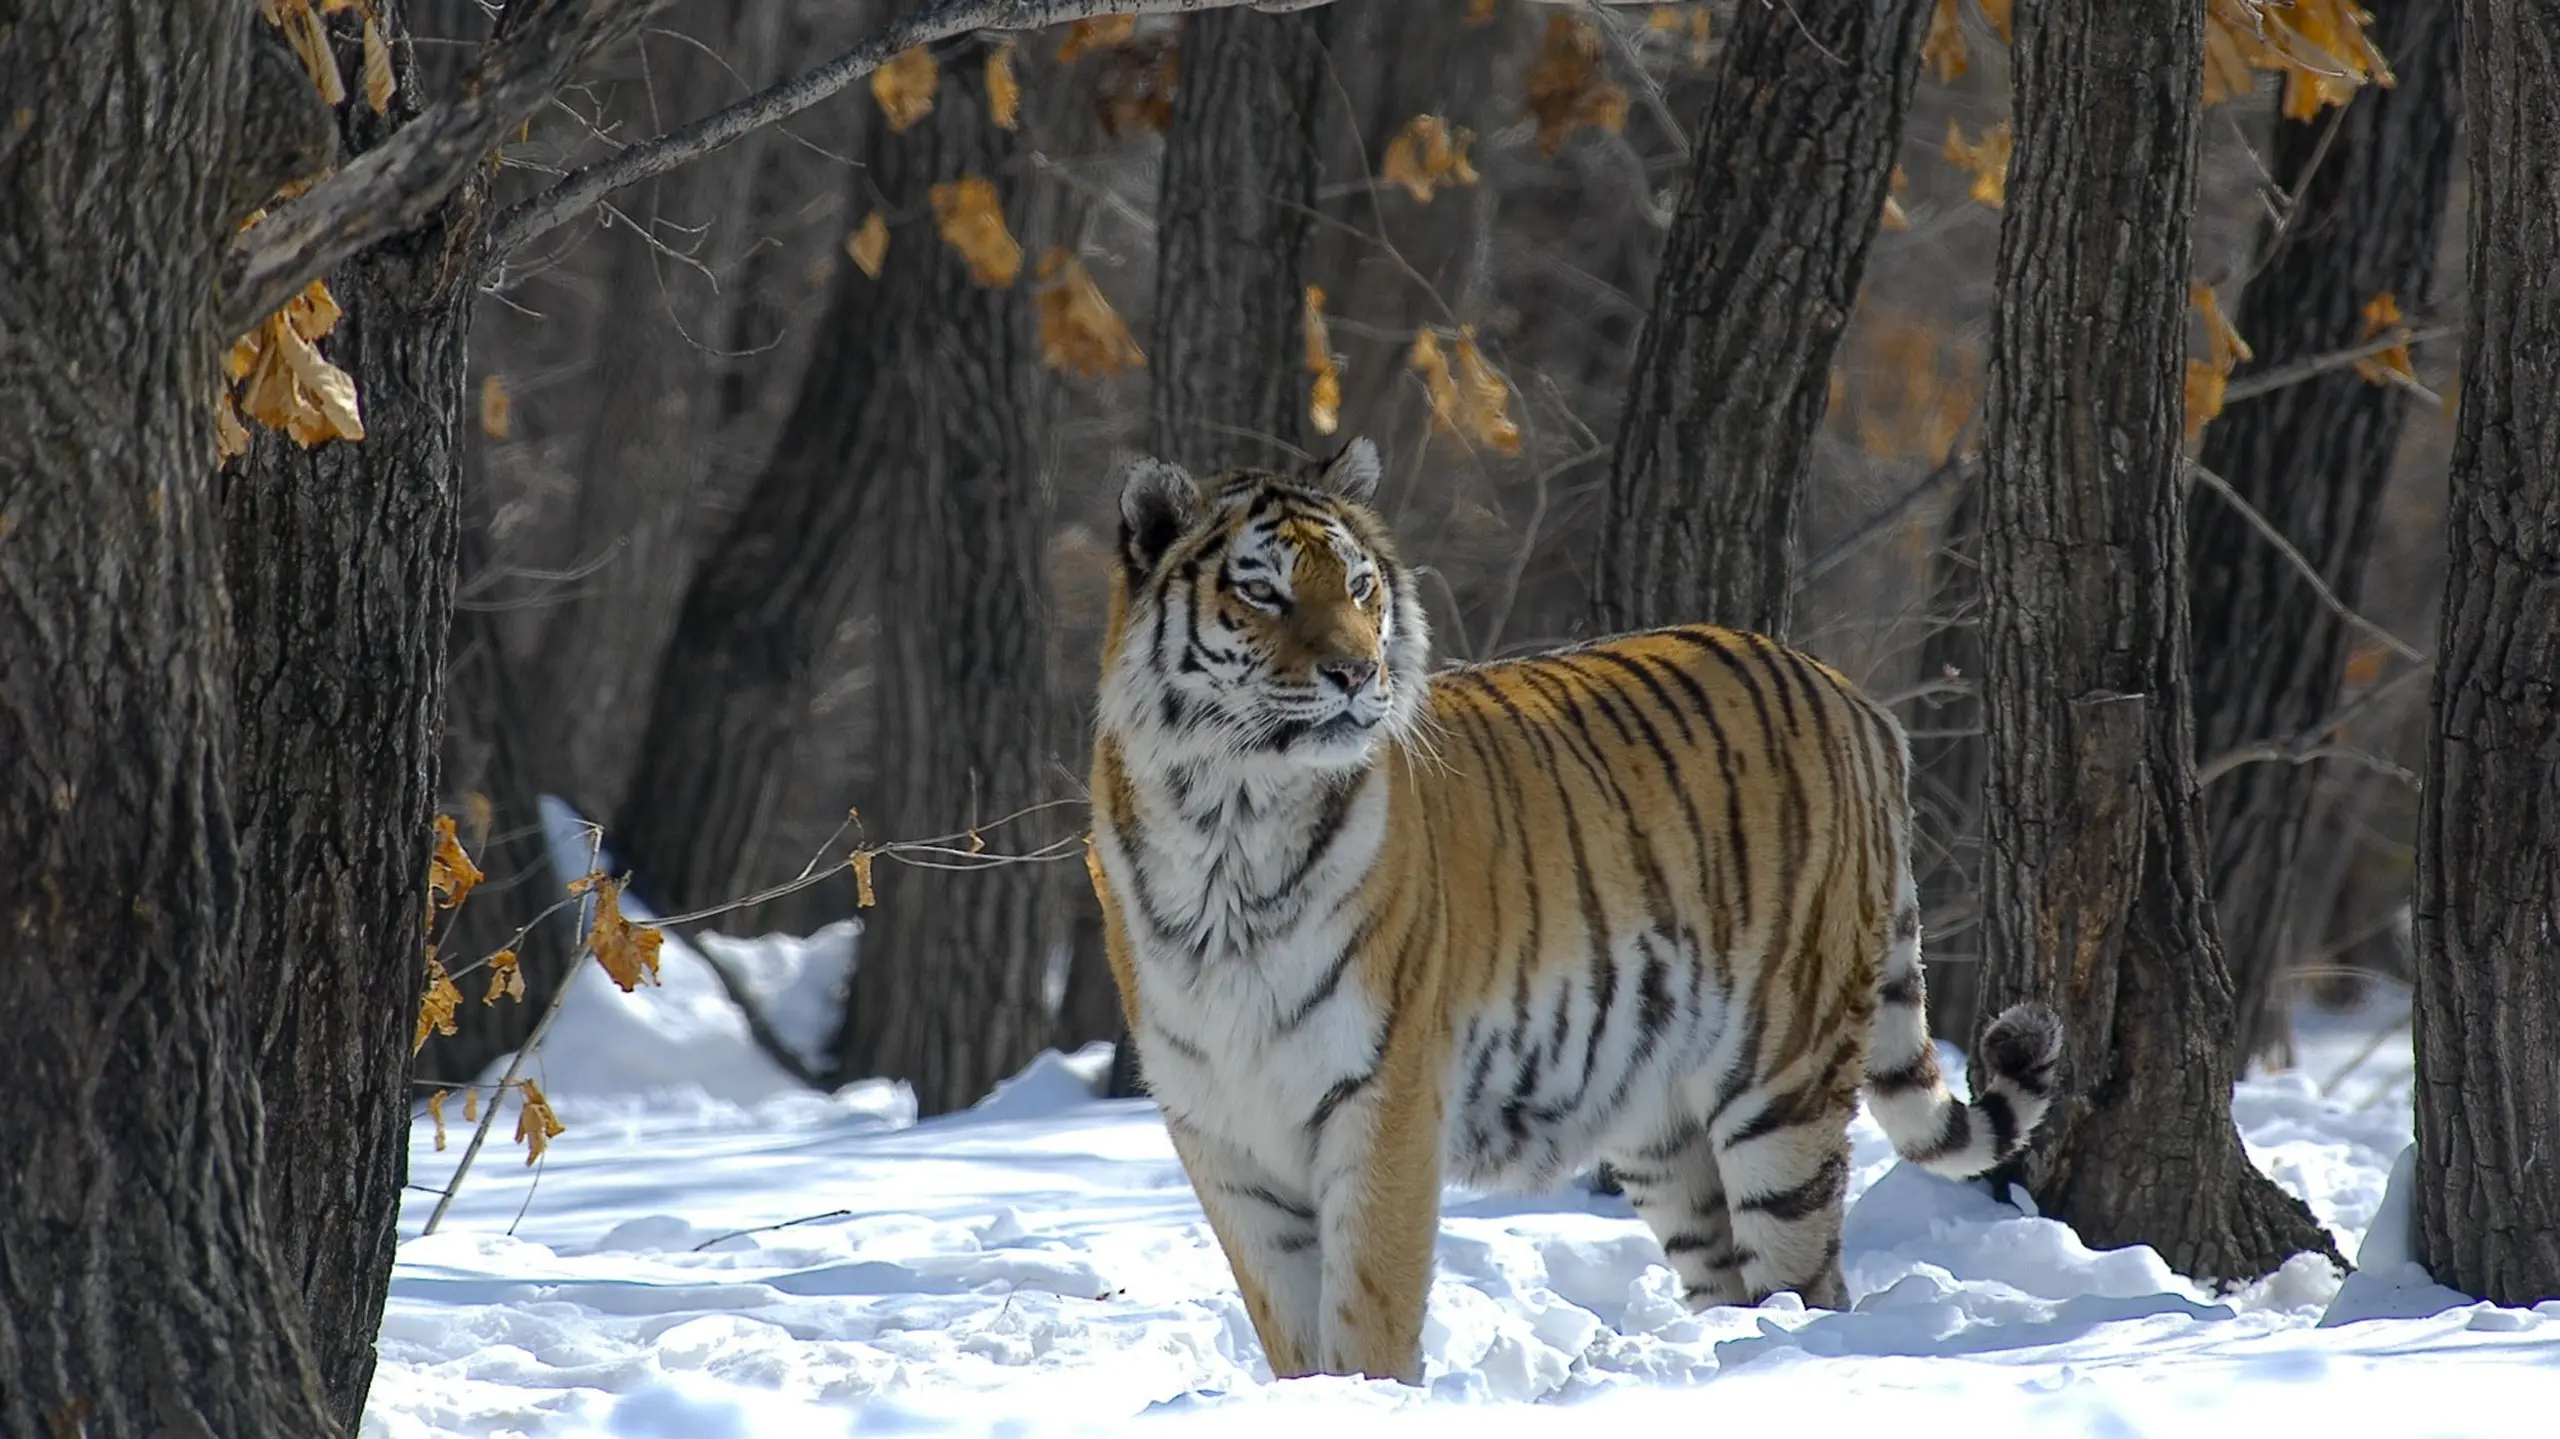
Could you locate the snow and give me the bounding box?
[376,872,2560,1438]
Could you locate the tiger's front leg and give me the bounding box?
[1309,1048,1443,1385]
[1164,1117,1325,1379]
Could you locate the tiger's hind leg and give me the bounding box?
[1707,1079,1857,1310]
[1608,1119,1749,1309]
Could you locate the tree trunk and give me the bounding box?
[2411,0,2560,1308]
[526,0,790,823]
[0,5,336,1432]
[2190,0,2461,1070]
[1914,472,1985,1043]
[1149,6,1334,470]
[1592,0,1931,637]
[1971,0,2339,1282]
[829,40,1060,1117]
[222,16,473,1425]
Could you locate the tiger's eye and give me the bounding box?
[1236,580,1284,609]
[1349,573,1379,605]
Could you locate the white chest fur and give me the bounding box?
[1101,762,1392,1181]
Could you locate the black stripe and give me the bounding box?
[1909,1102,1974,1164]
[1307,1068,1375,1137]
[1865,1054,1937,1099]
[1734,1153,1848,1223]
[1978,1090,2020,1157]
[1145,1021,1210,1064]
[1275,1231,1318,1254]
[1276,919,1369,1033]
[1879,969,1923,1007]
[1227,1184,1317,1223]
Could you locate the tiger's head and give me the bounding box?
[1099,438,1431,774]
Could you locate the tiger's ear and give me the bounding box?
[1118,456,1202,573]
[1314,437,1382,505]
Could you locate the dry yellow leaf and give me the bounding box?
[2185,359,2229,442]
[1881,165,1911,232]
[428,1089,448,1152]
[1923,0,1969,83]
[515,1079,566,1166]
[215,390,252,462]
[1847,309,1980,464]
[1524,15,1627,156]
[287,277,341,341]
[1381,115,1480,204]
[1942,117,2012,209]
[586,876,664,992]
[413,955,462,1053]
[2193,283,2253,373]
[846,210,890,278]
[1976,0,2013,44]
[987,44,1021,130]
[1685,10,1712,66]
[479,373,511,440]
[873,45,939,133]
[852,848,878,908]
[1034,250,1145,378]
[930,175,1022,287]
[462,790,495,847]
[362,15,395,115]
[1411,329,1460,438]
[275,0,347,107]
[483,948,525,1006]
[2342,642,2387,688]
[464,1086,480,1123]
[228,278,364,451]
[429,813,483,914]
[2203,0,2390,115]
[2352,291,2417,386]
[1094,40,1177,137]
[1058,16,1136,61]
[1453,330,1523,456]
[1466,0,1498,25]
[1304,285,1342,438]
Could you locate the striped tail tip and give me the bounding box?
[1881,1000,2064,1181]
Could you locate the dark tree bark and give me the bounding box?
[1592,0,1931,637]
[1914,473,1986,1044]
[825,41,1061,1118]
[527,0,791,823]
[2190,0,2461,1070]
[1971,0,2339,1281]
[1149,6,1334,470]
[222,15,475,1426]
[2411,0,2560,1308]
[0,5,336,1433]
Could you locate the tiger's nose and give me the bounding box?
[1317,657,1378,694]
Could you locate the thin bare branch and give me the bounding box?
[1795,446,1975,592]
[2220,324,2459,404]
[484,0,1344,266]
[2195,740,2419,791]
[2186,459,2427,665]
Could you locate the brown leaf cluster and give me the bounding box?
[1034,250,1145,378]
[261,0,395,115]
[483,948,525,1006]
[987,44,1022,130]
[2352,291,2417,387]
[1382,115,1479,204]
[1921,0,2014,83]
[1410,327,1521,455]
[220,276,365,458]
[2206,0,2391,118]
[1304,286,1343,438]
[428,1088,449,1151]
[479,374,512,440]
[428,812,483,918]
[846,210,891,278]
[2184,282,2254,440]
[1524,15,1627,156]
[1845,309,1981,464]
[852,847,879,908]
[1941,118,2012,209]
[1881,165,1911,232]
[874,45,939,133]
[931,175,1023,287]
[579,874,664,992]
[1057,15,1137,62]
[414,954,462,1053]
[1466,0,1499,26]
[1094,39,1178,137]
[515,1079,566,1165]
[1645,6,1712,67]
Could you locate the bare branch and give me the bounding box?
[2220,324,2458,404]
[221,0,674,333]
[1795,446,1975,592]
[2195,740,2419,791]
[2186,459,2428,665]
[484,0,1345,266]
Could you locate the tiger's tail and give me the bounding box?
[1859,891,2063,1180]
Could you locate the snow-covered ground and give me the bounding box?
[372,862,2558,1438]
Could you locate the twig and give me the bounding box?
[2185,459,2427,665]
[1795,447,1974,592]
[689,1208,857,1252]
[2219,325,2458,405]
[691,945,841,1090]
[2195,740,2418,791]
[484,0,1347,266]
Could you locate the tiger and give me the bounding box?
[1086,437,2062,1387]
